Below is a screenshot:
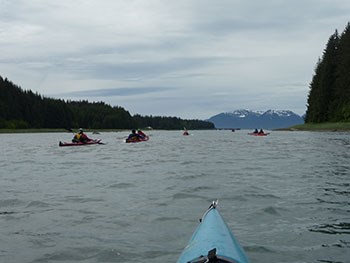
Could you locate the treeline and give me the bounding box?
[0,76,214,130]
[305,23,350,123]
[133,114,213,130]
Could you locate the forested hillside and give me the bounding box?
[305,23,350,123]
[133,114,213,130]
[0,76,214,130]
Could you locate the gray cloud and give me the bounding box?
[73,56,238,80]
[59,86,172,97]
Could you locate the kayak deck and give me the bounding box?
[248,133,269,136]
[177,201,249,263]
[125,136,149,143]
[59,139,103,147]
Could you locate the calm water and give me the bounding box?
[0,130,349,263]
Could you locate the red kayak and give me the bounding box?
[248,133,269,136]
[125,136,149,143]
[59,139,104,147]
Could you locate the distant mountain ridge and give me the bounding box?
[208,109,304,129]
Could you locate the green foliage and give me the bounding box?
[306,23,350,123]
[290,121,350,131]
[0,119,29,129]
[0,76,214,130]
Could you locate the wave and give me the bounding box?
[309,222,350,235]
[26,201,51,208]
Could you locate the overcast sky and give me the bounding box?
[1,0,349,119]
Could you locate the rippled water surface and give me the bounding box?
[0,130,349,263]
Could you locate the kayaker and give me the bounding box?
[72,128,92,143]
[127,129,143,141]
[137,129,146,139]
[72,130,81,142]
[258,129,264,134]
[253,129,258,134]
[183,128,189,135]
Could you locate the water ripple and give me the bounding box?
[1,131,350,263]
[309,222,350,235]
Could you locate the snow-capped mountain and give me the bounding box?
[208,109,304,129]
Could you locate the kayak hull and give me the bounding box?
[125,136,149,143]
[177,202,249,263]
[59,140,103,147]
[248,133,269,136]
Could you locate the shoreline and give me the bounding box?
[0,128,210,134]
[0,129,127,134]
[1,123,350,133]
[279,122,350,131]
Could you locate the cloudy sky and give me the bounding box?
[1,0,349,119]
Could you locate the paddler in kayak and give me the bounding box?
[72,128,92,143]
[137,129,146,139]
[253,128,258,134]
[127,129,143,141]
[258,128,265,134]
[183,128,189,135]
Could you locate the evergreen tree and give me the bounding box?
[306,31,339,122]
[0,76,214,129]
[305,58,323,122]
[331,23,350,121]
[306,23,350,123]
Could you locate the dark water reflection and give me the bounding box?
[309,222,350,235]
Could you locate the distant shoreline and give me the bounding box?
[0,128,212,134]
[1,123,350,133]
[279,122,350,131]
[0,129,127,134]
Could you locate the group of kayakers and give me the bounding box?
[71,128,149,143]
[69,127,268,145]
[252,128,265,135]
[126,129,147,141]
